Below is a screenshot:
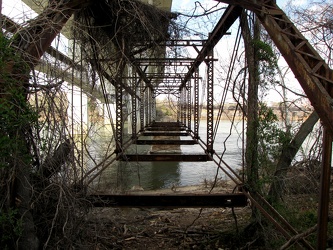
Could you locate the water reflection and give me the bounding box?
[88,120,244,192]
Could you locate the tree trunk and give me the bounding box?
[240,11,260,192]
[2,1,91,249]
[268,111,319,203]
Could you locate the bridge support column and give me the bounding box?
[177,95,181,122]
[187,79,192,131]
[115,78,123,154]
[145,87,149,126]
[151,90,156,122]
[131,74,137,139]
[140,81,144,131]
[206,51,214,154]
[193,69,199,138]
[148,88,153,124]
[182,87,186,125]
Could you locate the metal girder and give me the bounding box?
[166,39,207,47]
[128,57,154,89]
[180,5,243,89]
[216,1,333,247]
[193,68,200,138]
[177,95,181,122]
[180,88,186,125]
[115,78,123,153]
[141,132,189,136]
[150,122,183,127]
[145,126,186,131]
[121,154,211,162]
[149,88,152,124]
[90,193,248,208]
[135,139,197,145]
[215,1,333,132]
[187,79,192,130]
[131,72,137,138]
[155,90,179,96]
[206,52,214,154]
[140,80,145,131]
[152,91,156,122]
[145,88,149,126]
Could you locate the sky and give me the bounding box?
[2,0,309,104]
[171,0,292,12]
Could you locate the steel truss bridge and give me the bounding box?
[90,3,333,248]
[4,0,332,248]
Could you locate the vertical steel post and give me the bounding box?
[148,88,153,124]
[194,68,199,138]
[206,51,214,154]
[115,78,123,154]
[187,79,192,130]
[317,127,332,249]
[180,88,184,124]
[140,81,144,131]
[182,87,187,125]
[177,95,181,122]
[152,90,156,122]
[131,72,137,139]
[145,87,149,126]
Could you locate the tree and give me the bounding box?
[0,1,91,249]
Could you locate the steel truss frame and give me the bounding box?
[115,77,123,154]
[206,51,214,155]
[131,71,137,139]
[193,68,200,138]
[187,79,192,130]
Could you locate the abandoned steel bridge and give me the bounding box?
[4,0,332,248]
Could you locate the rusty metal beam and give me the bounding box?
[135,139,197,145]
[145,126,186,131]
[193,68,200,138]
[121,154,211,161]
[150,122,183,127]
[206,51,214,154]
[90,193,248,208]
[216,1,333,132]
[140,80,145,131]
[179,5,243,89]
[141,132,189,136]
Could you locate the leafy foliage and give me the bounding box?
[257,103,291,192]
[0,33,36,249]
[252,39,278,92]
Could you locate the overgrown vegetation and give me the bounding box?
[0,33,35,248]
[0,0,332,248]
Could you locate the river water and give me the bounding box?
[89,120,244,191]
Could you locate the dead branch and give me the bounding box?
[280,225,317,250]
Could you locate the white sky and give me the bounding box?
[2,0,307,104]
